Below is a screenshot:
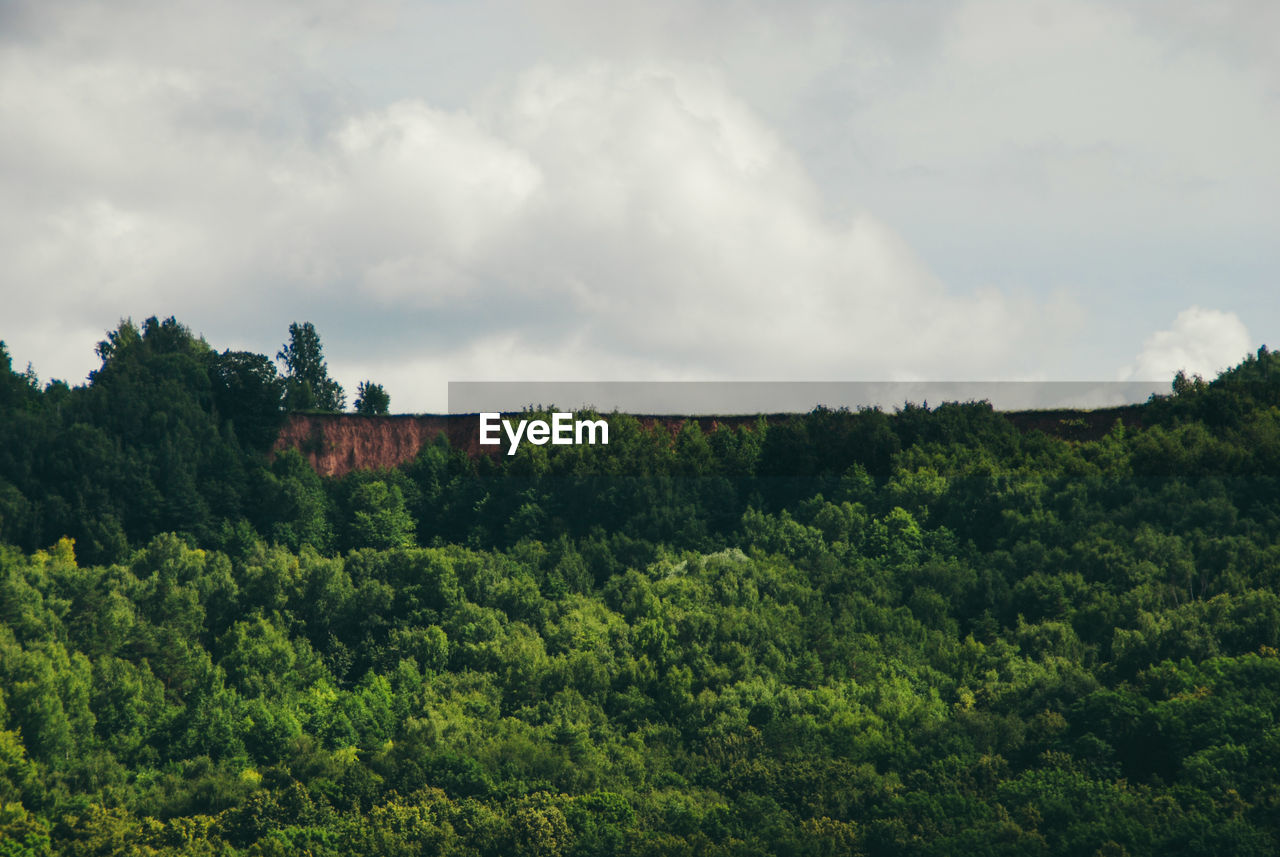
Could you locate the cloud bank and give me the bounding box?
[1127,307,1253,382]
[1,0,1271,410]
[1,48,1051,408]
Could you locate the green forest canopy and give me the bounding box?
[2,317,1280,855]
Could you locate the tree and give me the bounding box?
[0,342,40,412]
[253,449,334,553]
[210,350,286,450]
[1172,369,1206,397]
[346,480,415,550]
[277,322,345,412]
[354,381,391,416]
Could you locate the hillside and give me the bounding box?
[3,321,1280,856]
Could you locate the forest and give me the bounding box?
[2,316,1280,855]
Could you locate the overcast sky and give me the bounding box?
[1,0,1275,411]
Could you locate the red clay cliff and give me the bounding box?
[273,406,1145,478]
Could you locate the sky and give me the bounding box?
[1,0,1275,412]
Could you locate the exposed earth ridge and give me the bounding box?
[274,406,1146,478]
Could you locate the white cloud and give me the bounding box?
[2,0,1273,410]
[1125,307,1253,382]
[1,43,1059,408]
[326,64,1061,404]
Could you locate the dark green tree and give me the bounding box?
[0,342,41,411]
[354,381,391,416]
[210,350,287,450]
[277,322,345,412]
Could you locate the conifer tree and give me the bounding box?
[277,322,345,412]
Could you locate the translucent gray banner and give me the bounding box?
[446,381,1169,415]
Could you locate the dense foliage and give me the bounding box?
[3,321,1280,855]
